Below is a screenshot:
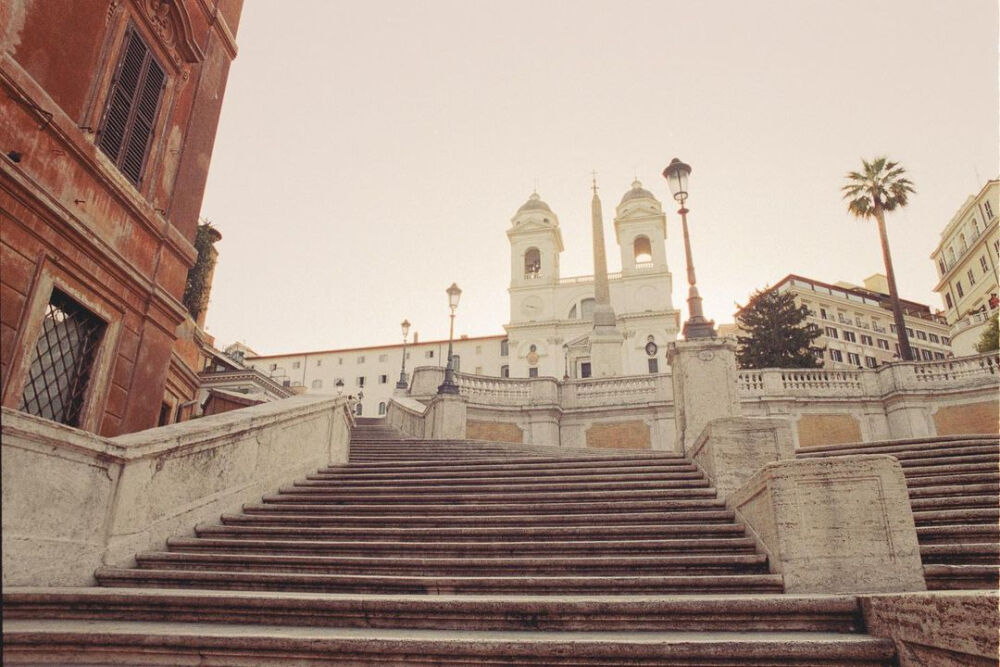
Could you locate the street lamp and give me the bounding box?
[335,378,344,396]
[437,282,462,394]
[396,318,411,389]
[662,158,716,339]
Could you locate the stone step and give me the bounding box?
[334,452,686,470]
[923,564,1000,591]
[261,487,720,504]
[303,469,706,486]
[134,551,771,576]
[900,471,999,488]
[895,451,999,468]
[796,434,998,456]
[916,524,1000,545]
[920,543,1000,565]
[309,465,701,483]
[94,567,786,594]
[901,461,1000,478]
[911,507,999,526]
[908,494,998,511]
[1,620,896,666]
[243,497,729,516]
[0,588,867,633]
[906,482,999,499]
[323,458,694,475]
[194,522,749,542]
[281,478,712,495]
[220,509,738,528]
[166,536,762,557]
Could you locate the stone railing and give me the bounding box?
[563,373,666,408]
[385,395,427,439]
[738,353,1000,399]
[458,374,532,405]
[1,395,353,587]
[910,353,999,384]
[950,308,998,337]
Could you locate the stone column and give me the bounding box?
[588,180,623,377]
[667,337,741,453]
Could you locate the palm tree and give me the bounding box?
[842,157,916,361]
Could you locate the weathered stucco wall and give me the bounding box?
[2,395,351,587]
[796,413,863,447]
[467,419,523,443]
[932,401,999,435]
[585,420,651,449]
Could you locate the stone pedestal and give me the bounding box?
[425,393,467,440]
[589,305,624,378]
[689,417,795,501]
[730,455,926,594]
[667,337,741,453]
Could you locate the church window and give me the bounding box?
[647,358,659,373]
[633,236,653,264]
[580,298,595,319]
[524,248,541,278]
[378,402,387,416]
[500,364,509,378]
[500,339,509,356]
[528,367,538,378]
[579,361,592,378]
[97,25,166,186]
[19,288,107,427]
[568,304,577,319]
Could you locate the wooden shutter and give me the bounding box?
[98,26,166,186]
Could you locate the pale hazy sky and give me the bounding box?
[200,0,999,354]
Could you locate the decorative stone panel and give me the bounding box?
[585,420,651,449]
[797,413,862,447]
[467,420,523,444]
[932,401,999,435]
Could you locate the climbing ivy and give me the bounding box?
[182,220,219,321]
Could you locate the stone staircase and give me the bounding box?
[2,422,898,664]
[797,434,1000,591]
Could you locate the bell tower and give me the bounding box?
[507,192,564,290]
[614,179,668,276]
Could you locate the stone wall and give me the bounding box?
[2,395,352,587]
[467,420,523,443]
[932,401,1000,435]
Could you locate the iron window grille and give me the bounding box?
[19,289,107,427]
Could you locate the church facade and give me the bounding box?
[504,180,681,379]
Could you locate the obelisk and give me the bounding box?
[588,174,623,377]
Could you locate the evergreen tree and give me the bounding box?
[736,288,824,369]
[975,317,998,353]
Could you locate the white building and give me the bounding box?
[756,274,952,369]
[504,181,681,379]
[244,334,507,418]
[930,179,999,356]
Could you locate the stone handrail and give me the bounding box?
[385,396,427,439]
[2,395,353,587]
[911,353,999,384]
[564,374,664,408]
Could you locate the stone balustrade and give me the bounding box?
[402,351,998,450]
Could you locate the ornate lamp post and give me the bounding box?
[437,283,462,395]
[335,378,344,396]
[396,319,411,389]
[662,158,716,339]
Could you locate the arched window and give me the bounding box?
[959,234,968,252]
[524,248,541,278]
[568,304,577,319]
[378,401,386,416]
[580,298,595,319]
[633,236,652,263]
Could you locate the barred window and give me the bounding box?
[19,289,107,427]
[97,25,166,186]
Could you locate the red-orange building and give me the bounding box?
[1,0,243,435]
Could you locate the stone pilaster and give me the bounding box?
[667,337,741,453]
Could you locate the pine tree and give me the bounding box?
[736,288,824,369]
[975,317,998,353]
